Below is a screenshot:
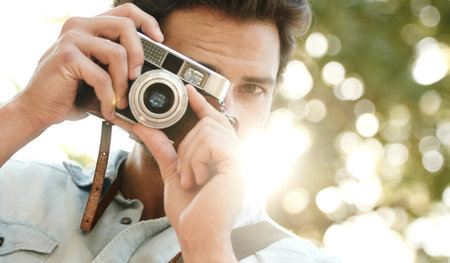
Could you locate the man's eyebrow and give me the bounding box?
[242,76,275,86]
[198,62,276,86]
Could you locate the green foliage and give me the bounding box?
[267,0,450,261]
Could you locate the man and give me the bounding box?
[0,1,338,262]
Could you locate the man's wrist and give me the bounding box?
[0,97,49,165]
[179,234,237,263]
[14,93,52,131]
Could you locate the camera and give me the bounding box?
[76,32,237,145]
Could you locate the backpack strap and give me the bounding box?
[170,220,291,262]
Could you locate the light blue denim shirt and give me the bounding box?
[0,151,339,263]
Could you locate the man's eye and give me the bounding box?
[242,84,264,95]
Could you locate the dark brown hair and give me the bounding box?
[113,0,311,79]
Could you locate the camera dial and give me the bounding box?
[129,69,188,129]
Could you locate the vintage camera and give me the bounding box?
[76,32,237,145]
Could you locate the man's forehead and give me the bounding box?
[160,7,280,85]
[161,8,280,61]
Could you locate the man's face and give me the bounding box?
[161,7,280,139]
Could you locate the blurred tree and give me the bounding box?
[267,0,450,262]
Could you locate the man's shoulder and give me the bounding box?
[0,159,69,184]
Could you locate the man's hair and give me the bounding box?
[113,0,312,80]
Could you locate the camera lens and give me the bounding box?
[129,69,188,129]
[143,83,175,114]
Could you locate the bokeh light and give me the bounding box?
[421,150,444,173]
[326,34,342,56]
[419,89,441,115]
[436,121,450,147]
[335,131,362,154]
[412,38,448,85]
[419,5,440,27]
[405,214,450,257]
[288,99,308,119]
[346,148,376,179]
[356,113,379,137]
[316,187,343,215]
[282,188,310,214]
[306,99,327,123]
[334,77,364,101]
[322,61,346,86]
[280,60,314,100]
[339,176,383,211]
[305,32,329,58]
[354,99,376,116]
[443,187,450,207]
[323,213,415,263]
[389,105,411,126]
[385,143,409,166]
[419,135,441,154]
[411,0,430,15]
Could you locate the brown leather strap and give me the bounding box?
[169,252,183,263]
[80,121,116,232]
[168,221,290,262]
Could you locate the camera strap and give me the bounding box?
[169,221,291,262]
[80,121,118,232]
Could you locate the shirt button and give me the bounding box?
[120,217,132,225]
[0,237,4,247]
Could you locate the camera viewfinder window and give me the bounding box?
[162,53,184,75]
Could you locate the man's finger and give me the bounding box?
[186,85,227,122]
[133,123,177,181]
[101,3,164,43]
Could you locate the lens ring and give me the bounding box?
[129,69,188,129]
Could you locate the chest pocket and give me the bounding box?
[0,218,58,263]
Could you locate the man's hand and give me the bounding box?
[17,3,164,129]
[0,3,162,165]
[134,85,247,262]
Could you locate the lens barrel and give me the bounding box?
[129,70,188,129]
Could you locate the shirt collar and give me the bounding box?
[63,150,129,192]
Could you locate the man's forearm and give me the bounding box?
[0,98,47,166]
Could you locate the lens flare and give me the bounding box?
[242,111,311,201]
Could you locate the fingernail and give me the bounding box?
[156,27,164,41]
[134,66,142,79]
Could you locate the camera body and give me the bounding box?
[76,32,235,144]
